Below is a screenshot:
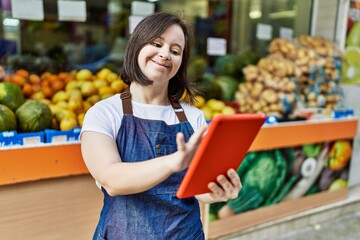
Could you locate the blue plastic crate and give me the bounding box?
[0,131,45,147]
[44,127,82,143]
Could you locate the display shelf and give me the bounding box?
[249,118,358,151]
[0,143,87,186]
[0,118,357,186]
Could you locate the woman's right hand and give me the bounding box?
[166,125,208,172]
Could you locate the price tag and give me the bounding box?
[207,37,227,56]
[11,0,44,20]
[280,27,293,39]
[256,23,272,40]
[58,0,87,22]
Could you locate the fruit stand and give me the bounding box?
[0,117,357,239]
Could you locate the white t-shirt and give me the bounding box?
[81,94,207,140]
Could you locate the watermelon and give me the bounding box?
[213,75,239,101]
[0,82,25,111]
[16,100,53,132]
[214,54,242,78]
[0,104,17,132]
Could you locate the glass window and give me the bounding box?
[0,0,313,73]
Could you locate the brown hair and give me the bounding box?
[120,12,197,103]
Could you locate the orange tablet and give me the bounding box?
[176,113,266,198]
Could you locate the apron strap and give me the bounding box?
[170,99,188,123]
[120,88,133,115]
[120,88,188,122]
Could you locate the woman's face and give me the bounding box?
[137,24,185,84]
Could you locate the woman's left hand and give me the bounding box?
[207,168,242,202]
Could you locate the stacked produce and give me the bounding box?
[270,37,343,108]
[235,36,344,118]
[192,51,260,120]
[0,68,127,136]
[235,54,298,118]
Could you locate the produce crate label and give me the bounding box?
[23,136,42,146]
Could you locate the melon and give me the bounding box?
[16,100,53,132]
[0,104,17,132]
[0,82,25,111]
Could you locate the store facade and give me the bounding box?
[1,0,360,239]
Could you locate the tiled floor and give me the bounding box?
[223,185,360,240]
[277,211,360,240]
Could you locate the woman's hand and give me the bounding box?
[165,125,207,173]
[197,169,242,203]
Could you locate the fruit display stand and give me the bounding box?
[0,117,358,239]
[204,117,358,239]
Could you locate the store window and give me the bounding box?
[0,0,313,73]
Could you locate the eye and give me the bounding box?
[171,49,181,56]
[150,41,162,48]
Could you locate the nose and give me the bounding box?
[158,48,170,60]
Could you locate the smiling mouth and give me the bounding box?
[151,59,170,68]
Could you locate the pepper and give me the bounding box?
[328,140,352,170]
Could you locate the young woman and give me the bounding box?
[80,12,241,240]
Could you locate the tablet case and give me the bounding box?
[176,113,266,198]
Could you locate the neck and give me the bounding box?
[129,83,170,105]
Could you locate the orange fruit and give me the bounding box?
[11,74,26,87]
[42,86,54,99]
[51,79,65,92]
[29,74,41,84]
[22,83,34,97]
[15,69,29,78]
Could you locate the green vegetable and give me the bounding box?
[214,75,239,101]
[16,100,53,132]
[0,104,17,132]
[0,82,25,111]
[209,201,226,215]
[329,178,348,191]
[227,186,264,214]
[264,149,287,204]
[227,150,288,214]
[187,56,208,82]
[305,185,320,196]
[200,73,222,100]
[302,143,323,158]
[208,213,218,222]
[214,54,243,78]
[346,21,360,47]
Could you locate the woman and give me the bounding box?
[80,12,241,240]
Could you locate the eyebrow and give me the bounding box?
[157,36,184,50]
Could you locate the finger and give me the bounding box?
[176,132,186,152]
[188,125,207,145]
[217,175,237,198]
[208,182,225,198]
[227,169,241,190]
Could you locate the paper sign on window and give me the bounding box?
[280,27,294,40]
[207,37,227,56]
[131,1,155,16]
[256,23,273,40]
[11,0,44,20]
[58,0,87,22]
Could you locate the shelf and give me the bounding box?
[249,118,358,151]
[0,118,358,186]
[0,143,87,186]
